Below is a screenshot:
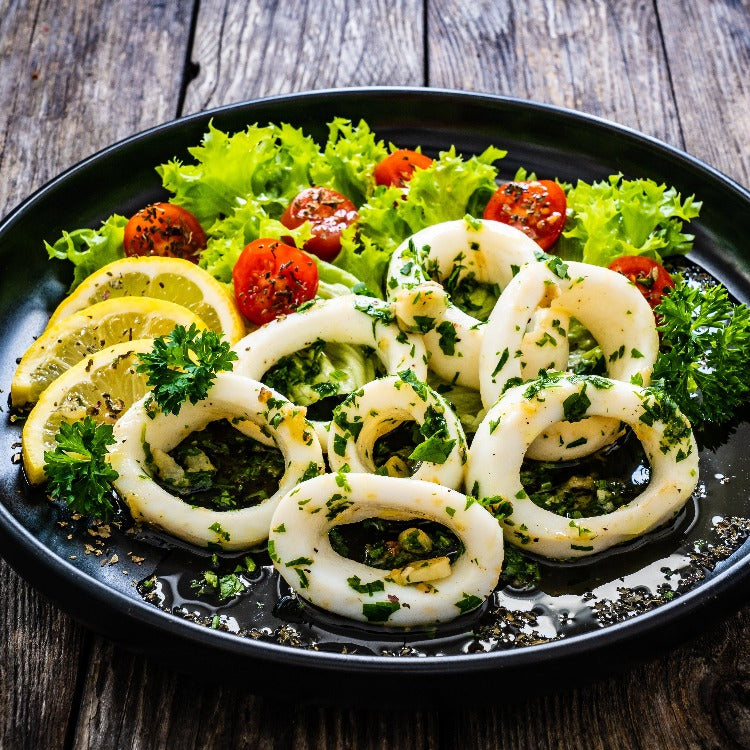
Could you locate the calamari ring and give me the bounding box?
[467,374,699,560]
[110,373,325,550]
[386,219,564,388]
[327,374,468,489]
[232,295,427,447]
[268,473,504,626]
[479,259,659,460]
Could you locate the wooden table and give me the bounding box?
[2,1,750,747]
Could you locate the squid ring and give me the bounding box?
[110,373,325,550]
[327,374,468,489]
[466,374,699,560]
[479,259,659,460]
[386,219,562,388]
[231,295,427,447]
[268,473,504,626]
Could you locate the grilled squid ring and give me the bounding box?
[110,373,325,551]
[467,374,698,560]
[268,473,504,626]
[480,259,659,460]
[327,374,467,489]
[231,295,427,448]
[386,219,561,389]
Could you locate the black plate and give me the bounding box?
[2,88,750,702]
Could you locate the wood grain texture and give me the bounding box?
[72,639,440,750]
[182,0,424,114]
[427,0,682,145]
[0,560,86,750]
[0,0,195,217]
[657,0,750,187]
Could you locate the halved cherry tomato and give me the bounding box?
[123,202,206,262]
[232,239,319,325]
[374,149,433,188]
[483,180,567,250]
[280,187,358,262]
[608,256,675,309]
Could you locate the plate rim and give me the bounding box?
[2,85,750,680]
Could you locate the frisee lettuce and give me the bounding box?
[157,121,319,226]
[339,145,507,295]
[309,118,388,207]
[556,175,701,266]
[45,215,127,290]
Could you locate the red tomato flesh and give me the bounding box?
[280,187,358,262]
[232,239,319,325]
[123,202,207,262]
[483,180,567,250]
[608,256,675,309]
[374,149,433,188]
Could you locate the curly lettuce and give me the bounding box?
[556,175,701,266]
[45,215,127,289]
[310,118,388,207]
[157,121,319,226]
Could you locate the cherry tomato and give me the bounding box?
[232,239,319,325]
[123,203,207,261]
[608,256,675,309]
[374,149,433,188]
[280,187,358,262]
[483,180,567,250]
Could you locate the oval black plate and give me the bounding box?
[2,88,750,702]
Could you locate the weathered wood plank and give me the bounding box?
[657,0,750,187]
[428,0,682,146]
[182,0,424,114]
[0,560,86,750]
[0,0,195,218]
[72,639,440,750]
[0,1,196,748]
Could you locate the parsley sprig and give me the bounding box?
[653,280,750,424]
[136,324,238,416]
[43,417,119,519]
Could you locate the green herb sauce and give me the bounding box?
[521,432,650,518]
[152,419,285,511]
[329,517,464,570]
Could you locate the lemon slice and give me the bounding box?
[22,340,154,484]
[12,296,206,407]
[47,256,245,342]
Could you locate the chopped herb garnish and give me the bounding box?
[454,592,483,614]
[362,600,401,622]
[347,575,386,596]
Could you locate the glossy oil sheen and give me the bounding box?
[1,89,750,699]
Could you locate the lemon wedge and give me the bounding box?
[11,296,206,407]
[47,256,245,342]
[21,340,155,484]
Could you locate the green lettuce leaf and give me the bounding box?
[333,227,390,299]
[556,175,701,266]
[396,145,506,232]
[157,121,319,226]
[310,118,388,207]
[264,340,377,407]
[45,215,127,289]
[199,203,312,284]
